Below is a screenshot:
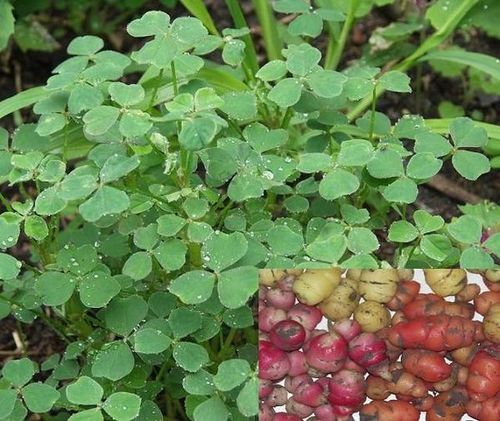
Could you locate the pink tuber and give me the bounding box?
[266,288,296,310]
[259,340,291,381]
[293,379,327,407]
[285,397,314,418]
[259,307,287,332]
[328,369,366,408]
[288,303,323,331]
[332,319,362,342]
[266,386,288,407]
[348,332,390,379]
[273,413,302,421]
[287,350,309,376]
[306,331,348,373]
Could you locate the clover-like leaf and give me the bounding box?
[109,82,145,107]
[382,178,418,204]
[80,186,130,222]
[24,215,49,241]
[413,210,444,234]
[67,35,104,55]
[2,358,35,387]
[173,342,210,372]
[79,272,121,308]
[201,231,248,272]
[127,11,170,37]
[169,271,216,304]
[297,153,332,173]
[306,70,346,98]
[0,390,17,419]
[406,153,442,179]
[483,233,500,256]
[154,239,187,271]
[103,392,141,421]
[179,118,218,151]
[22,383,60,413]
[237,378,259,417]
[35,272,76,306]
[83,106,120,136]
[268,78,303,108]
[66,376,104,405]
[452,150,490,181]
[217,266,258,309]
[243,123,288,153]
[133,328,172,354]
[447,215,482,245]
[450,117,488,148]
[306,235,347,263]
[213,359,251,391]
[256,60,287,81]
[157,214,186,237]
[285,43,321,76]
[91,342,134,381]
[338,139,374,167]
[414,132,452,157]
[378,70,411,93]
[183,370,215,395]
[193,396,228,421]
[319,169,360,201]
[68,408,103,421]
[288,12,323,37]
[347,227,379,254]
[460,246,493,269]
[388,221,419,243]
[267,225,304,256]
[104,296,148,337]
[420,234,453,262]
[122,252,152,280]
[0,253,21,280]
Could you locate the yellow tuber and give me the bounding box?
[319,277,359,321]
[259,269,287,287]
[484,302,500,343]
[359,269,399,303]
[292,269,341,306]
[354,300,391,332]
[397,269,414,281]
[424,269,467,297]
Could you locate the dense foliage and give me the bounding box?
[0,0,499,420]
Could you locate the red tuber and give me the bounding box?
[269,320,306,351]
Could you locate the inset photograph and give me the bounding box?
[258,269,499,420]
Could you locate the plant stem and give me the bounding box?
[218,327,237,359]
[324,0,360,70]
[171,62,179,97]
[281,107,294,129]
[0,192,12,212]
[368,86,377,143]
[148,68,164,109]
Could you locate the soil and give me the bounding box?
[0,1,499,362]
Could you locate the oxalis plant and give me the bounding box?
[0,1,499,421]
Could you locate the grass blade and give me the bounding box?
[323,0,360,70]
[225,0,259,75]
[251,0,282,61]
[180,0,219,35]
[0,86,46,120]
[347,0,480,121]
[420,49,500,80]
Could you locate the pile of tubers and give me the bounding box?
[258,268,500,421]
